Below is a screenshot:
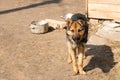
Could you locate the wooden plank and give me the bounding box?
[88,0,120,4]
[88,11,120,22]
[88,3,120,13]
[85,0,88,15]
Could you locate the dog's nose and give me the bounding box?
[72,36,80,43]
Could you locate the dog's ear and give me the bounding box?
[66,18,72,27]
[77,19,85,26]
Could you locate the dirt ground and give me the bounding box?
[0,0,120,80]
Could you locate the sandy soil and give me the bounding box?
[0,0,120,80]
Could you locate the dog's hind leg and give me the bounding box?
[67,41,72,64]
[83,43,86,59]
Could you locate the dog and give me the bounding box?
[66,13,88,75]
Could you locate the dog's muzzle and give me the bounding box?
[72,35,81,44]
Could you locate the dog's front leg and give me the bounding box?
[67,52,72,64]
[69,48,78,75]
[78,46,86,75]
[67,41,78,75]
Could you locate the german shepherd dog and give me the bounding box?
[66,13,88,75]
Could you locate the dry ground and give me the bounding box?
[0,0,120,80]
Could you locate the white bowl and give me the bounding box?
[30,20,48,34]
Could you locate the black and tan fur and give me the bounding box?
[66,13,88,75]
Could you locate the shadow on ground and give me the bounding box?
[0,0,61,15]
[84,45,117,73]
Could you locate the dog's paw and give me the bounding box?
[79,70,86,75]
[72,70,78,75]
[83,55,86,59]
[67,59,72,64]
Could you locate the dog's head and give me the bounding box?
[66,19,85,44]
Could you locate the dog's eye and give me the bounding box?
[78,29,81,32]
[78,29,83,32]
[71,30,74,32]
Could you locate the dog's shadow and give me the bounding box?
[84,44,117,73]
